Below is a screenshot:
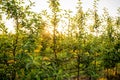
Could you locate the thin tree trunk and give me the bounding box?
[77,55,80,80]
[12,17,19,80]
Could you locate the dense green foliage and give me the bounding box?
[0,0,120,80]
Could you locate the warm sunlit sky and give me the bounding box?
[32,0,120,16]
[4,0,120,33]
